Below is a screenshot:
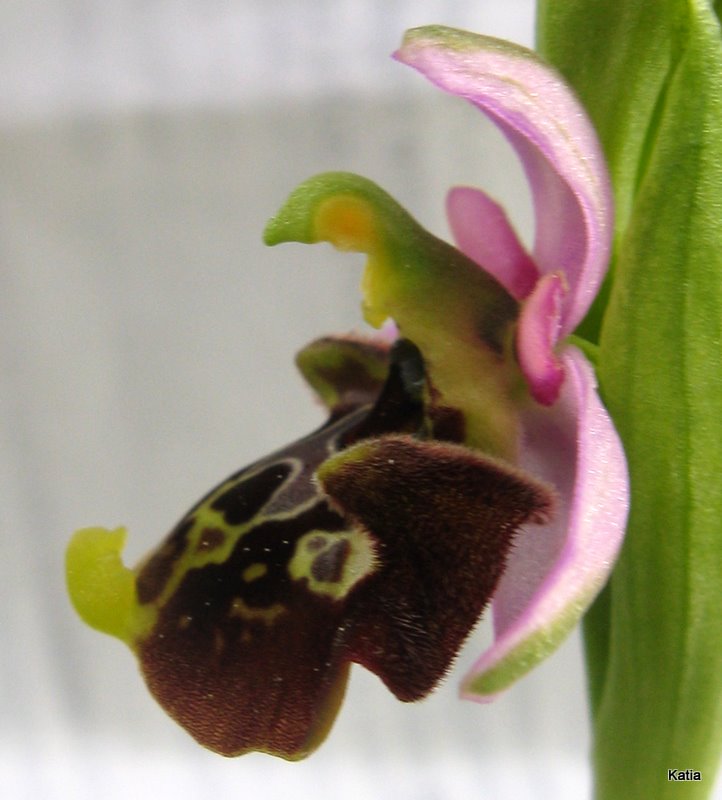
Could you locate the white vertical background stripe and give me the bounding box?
[1,1,534,123]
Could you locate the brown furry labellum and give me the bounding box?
[132,337,553,759]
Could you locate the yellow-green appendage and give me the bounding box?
[66,526,151,647]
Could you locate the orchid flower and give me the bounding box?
[65,26,628,760]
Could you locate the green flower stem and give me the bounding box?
[539,2,722,798]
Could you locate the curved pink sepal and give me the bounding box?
[516,273,566,405]
[395,26,613,335]
[460,348,628,700]
[446,186,539,300]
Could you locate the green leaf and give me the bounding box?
[537,0,679,343]
[539,2,722,798]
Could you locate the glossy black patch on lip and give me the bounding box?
[340,339,425,446]
[211,462,293,526]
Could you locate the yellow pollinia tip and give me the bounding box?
[65,526,136,644]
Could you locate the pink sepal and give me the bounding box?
[461,348,629,700]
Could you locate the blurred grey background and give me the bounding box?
[1,2,599,798]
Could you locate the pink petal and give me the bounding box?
[446,186,539,300]
[395,26,613,335]
[461,347,629,700]
[516,272,566,405]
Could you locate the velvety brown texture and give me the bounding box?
[321,435,553,700]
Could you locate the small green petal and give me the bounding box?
[295,336,390,413]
